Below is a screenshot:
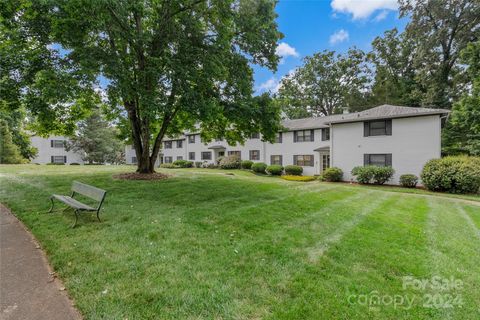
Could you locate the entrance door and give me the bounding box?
[320,154,330,173]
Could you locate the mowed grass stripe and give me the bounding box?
[267,195,433,320]
[426,199,480,319]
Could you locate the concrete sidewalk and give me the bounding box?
[0,204,82,320]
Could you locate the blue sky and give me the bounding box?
[254,0,409,94]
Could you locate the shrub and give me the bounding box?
[241,160,254,170]
[322,167,343,182]
[173,160,193,168]
[421,156,480,194]
[372,166,395,185]
[160,163,176,169]
[206,163,218,169]
[47,163,65,165]
[284,165,303,176]
[219,155,241,169]
[195,161,203,168]
[400,174,419,188]
[70,163,80,165]
[266,165,283,175]
[251,162,267,174]
[216,156,224,165]
[351,166,394,185]
[281,175,315,182]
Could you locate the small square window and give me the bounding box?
[189,152,195,160]
[177,156,183,160]
[275,132,282,143]
[188,135,195,143]
[249,150,260,161]
[176,140,183,148]
[164,141,172,149]
[164,156,173,163]
[250,133,260,139]
[270,155,282,165]
[51,140,65,148]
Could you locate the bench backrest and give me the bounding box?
[72,181,106,202]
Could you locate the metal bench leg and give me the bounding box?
[96,210,101,222]
[48,197,55,213]
[71,210,79,228]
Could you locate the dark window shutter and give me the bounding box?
[279,155,283,165]
[279,132,282,143]
[293,131,297,142]
[64,156,67,163]
[364,122,370,137]
[321,129,326,141]
[386,120,392,135]
[310,130,314,141]
[386,154,392,166]
[50,140,53,147]
[364,154,369,166]
[51,156,54,163]
[293,155,297,165]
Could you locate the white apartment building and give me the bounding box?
[125,105,449,184]
[30,136,84,164]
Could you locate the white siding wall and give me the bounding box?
[30,136,84,164]
[331,115,442,184]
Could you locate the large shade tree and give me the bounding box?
[2,0,283,173]
[399,0,480,108]
[276,49,370,118]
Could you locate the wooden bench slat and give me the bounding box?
[72,181,106,202]
[52,195,95,211]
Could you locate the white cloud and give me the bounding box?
[276,42,299,58]
[329,29,349,45]
[373,10,389,21]
[257,77,281,94]
[331,0,398,20]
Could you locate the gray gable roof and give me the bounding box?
[281,104,450,130]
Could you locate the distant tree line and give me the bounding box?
[275,0,480,155]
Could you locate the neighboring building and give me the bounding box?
[30,136,84,164]
[125,105,449,184]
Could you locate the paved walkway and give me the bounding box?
[0,204,82,320]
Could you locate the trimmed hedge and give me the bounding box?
[70,163,80,165]
[266,165,283,175]
[251,162,267,174]
[195,161,203,168]
[322,167,343,182]
[241,160,254,170]
[421,156,480,194]
[400,174,418,188]
[173,160,193,168]
[219,155,241,169]
[284,165,303,176]
[281,175,315,182]
[351,166,395,185]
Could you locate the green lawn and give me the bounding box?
[1,165,479,319]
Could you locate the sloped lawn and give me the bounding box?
[1,165,479,319]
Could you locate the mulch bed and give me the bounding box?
[113,172,171,181]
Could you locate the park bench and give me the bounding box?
[48,181,106,227]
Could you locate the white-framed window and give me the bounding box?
[189,152,195,160]
[201,152,212,160]
[51,140,65,148]
[176,140,183,148]
[275,132,282,143]
[249,150,260,161]
[227,151,241,159]
[177,156,183,160]
[51,156,66,164]
[364,154,392,167]
[250,133,260,139]
[364,120,392,136]
[188,135,195,144]
[270,155,282,165]
[131,156,137,164]
[294,130,314,142]
[164,141,172,149]
[294,155,314,167]
[164,156,173,163]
